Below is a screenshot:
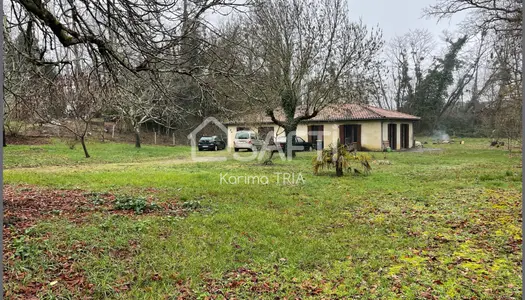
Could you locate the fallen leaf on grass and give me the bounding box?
[152,273,163,281]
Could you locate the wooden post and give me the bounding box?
[112,125,115,138]
[172,133,175,146]
[154,131,157,145]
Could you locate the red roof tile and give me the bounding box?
[224,104,420,125]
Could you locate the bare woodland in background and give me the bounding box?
[3,0,522,157]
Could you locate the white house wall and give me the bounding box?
[227,120,414,151]
[358,121,382,150]
[310,121,382,150]
[381,121,414,150]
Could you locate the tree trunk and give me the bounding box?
[335,141,343,177]
[284,126,297,158]
[264,124,297,163]
[134,126,141,148]
[263,150,275,165]
[80,136,90,158]
[336,164,343,177]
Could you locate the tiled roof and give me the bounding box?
[223,103,420,125]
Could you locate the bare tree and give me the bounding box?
[5,0,262,149]
[18,64,107,158]
[424,0,522,139]
[355,60,393,110]
[220,0,383,147]
[111,73,190,148]
[437,31,492,120]
[6,0,254,90]
[483,29,522,142]
[385,29,436,111]
[424,0,521,36]
[4,30,30,137]
[3,19,59,137]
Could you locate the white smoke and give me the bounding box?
[432,130,450,141]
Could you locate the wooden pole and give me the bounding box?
[172,133,175,146]
[154,131,157,145]
[112,125,115,138]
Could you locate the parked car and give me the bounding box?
[234,131,263,152]
[274,135,313,152]
[198,136,226,151]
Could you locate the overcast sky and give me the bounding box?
[347,0,468,43]
[209,0,469,45]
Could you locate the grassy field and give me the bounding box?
[3,138,522,299]
[3,139,192,169]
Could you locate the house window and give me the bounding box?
[339,124,361,150]
[308,125,324,149]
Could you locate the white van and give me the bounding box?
[234,131,263,152]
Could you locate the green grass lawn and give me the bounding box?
[3,139,522,299]
[3,139,193,169]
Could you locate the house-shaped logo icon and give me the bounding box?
[187,117,230,162]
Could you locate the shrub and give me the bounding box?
[312,140,372,176]
[11,235,41,260]
[182,200,202,211]
[113,196,159,214]
[84,192,108,205]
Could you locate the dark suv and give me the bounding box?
[274,135,313,152]
[198,136,226,151]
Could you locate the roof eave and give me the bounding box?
[225,118,421,125]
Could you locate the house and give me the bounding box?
[223,104,420,151]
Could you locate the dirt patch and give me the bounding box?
[4,135,52,146]
[3,185,184,233]
[3,184,185,299]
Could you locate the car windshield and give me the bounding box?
[235,132,250,139]
[199,137,212,142]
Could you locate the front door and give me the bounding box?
[339,124,361,150]
[400,124,409,149]
[388,124,397,150]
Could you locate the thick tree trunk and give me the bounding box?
[80,136,90,158]
[284,126,297,158]
[263,123,297,164]
[134,125,141,148]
